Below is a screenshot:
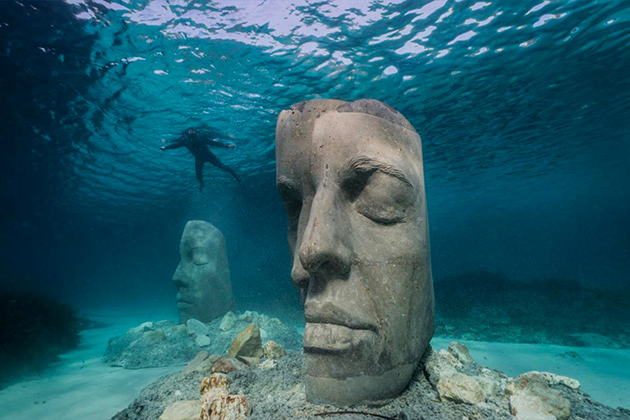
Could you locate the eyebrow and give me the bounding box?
[339,156,413,188]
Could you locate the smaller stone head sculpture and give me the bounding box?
[276,99,434,406]
[172,220,234,323]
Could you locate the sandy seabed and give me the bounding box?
[0,309,628,420]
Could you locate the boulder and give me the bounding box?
[507,376,571,420]
[211,357,247,374]
[104,312,301,369]
[263,341,286,359]
[200,373,232,393]
[129,322,154,334]
[181,351,216,376]
[424,344,507,405]
[226,324,263,359]
[104,320,200,369]
[437,371,485,404]
[159,400,201,420]
[200,388,251,420]
[258,359,277,370]
[143,329,166,342]
[519,371,580,390]
[448,341,473,363]
[237,311,259,323]
[219,312,237,332]
[195,335,211,347]
[200,373,251,420]
[187,319,209,337]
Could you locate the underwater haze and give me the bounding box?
[2,0,629,308]
[2,0,630,417]
[1,0,630,404]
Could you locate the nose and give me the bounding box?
[294,187,352,284]
[172,263,188,289]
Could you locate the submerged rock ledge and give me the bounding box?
[103,311,301,369]
[111,342,630,420]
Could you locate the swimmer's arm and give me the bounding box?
[204,138,236,148]
[160,141,185,151]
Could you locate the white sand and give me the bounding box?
[0,311,628,420]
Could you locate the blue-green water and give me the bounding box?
[1,0,629,385]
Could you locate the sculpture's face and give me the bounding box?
[276,100,434,405]
[172,221,233,323]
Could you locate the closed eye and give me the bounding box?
[339,158,415,225]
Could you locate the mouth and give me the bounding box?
[176,296,194,307]
[303,322,377,354]
[305,314,378,333]
[303,312,378,354]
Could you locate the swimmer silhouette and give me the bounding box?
[161,128,241,191]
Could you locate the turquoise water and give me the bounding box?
[1,0,629,390]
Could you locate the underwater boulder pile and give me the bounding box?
[112,341,630,420]
[103,311,301,369]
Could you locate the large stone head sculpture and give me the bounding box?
[275,99,434,406]
[172,220,234,324]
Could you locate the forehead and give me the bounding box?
[277,111,423,184]
[180,225,218,250]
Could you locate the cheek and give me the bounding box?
[354,263,418,320]
[350,218,423,262]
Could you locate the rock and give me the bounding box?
[259,359,277,370]
[129,321,154,334]
[143,329,166,342]
[219,312,237,332]
[104,320,201,369]
[448,341,474,364]
[200,374,252,420]
[237,356,260,366]
[424,346,506,405]
[263,341,286,359]
[113,351,628,420]
[211,357,247,374]
[438,348,463,367]
[519,371,580,390]
[200,373,232,393]
[424,347,458,387]
[507,376,571,420]
[181,351,211,376]
[187,319,209,337]
[104,311,302,370]
[237,311,259,322]
[259,327,268,340]
[195,335,211,347]
[437,371,485,404]
[258,315,284,330]
[226,324,263,359]
[478,368,507,398]
[200,388,251,420]
[159,400,201,420]
[173,324,188,334]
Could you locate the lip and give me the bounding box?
[303,322,376,354]
[176,296,194,306]
[304,301,379,333]
[303,303,379,354]
[305,314,378,333]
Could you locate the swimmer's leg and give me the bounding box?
[195,158,205,191]
[222,164,241,182]
[206,154,241,182]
